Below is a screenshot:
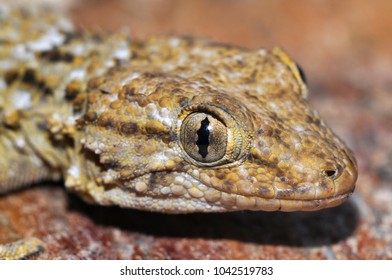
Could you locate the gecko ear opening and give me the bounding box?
[271,47,308,100]
[295,62,307,85]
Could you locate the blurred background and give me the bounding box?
[1,0,391,259]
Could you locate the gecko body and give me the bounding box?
[0,7,357,259]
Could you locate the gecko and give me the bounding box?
[0,7,357,259]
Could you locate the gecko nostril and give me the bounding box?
[320,162,342,180]
[322,168,339,180]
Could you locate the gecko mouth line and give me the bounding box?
[117,176,354,212]
[213,191,353,211]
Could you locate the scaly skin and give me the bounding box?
[0,7,357,258]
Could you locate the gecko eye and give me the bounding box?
[295,63,307,85]
[180,112,227,163]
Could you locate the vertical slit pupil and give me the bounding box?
[196,117,210,158]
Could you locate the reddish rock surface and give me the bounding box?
[1,0,391,259]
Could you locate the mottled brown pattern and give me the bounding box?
[0,6,357,259]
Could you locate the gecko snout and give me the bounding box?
[320,151,357,199]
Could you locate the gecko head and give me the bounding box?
[77,40,357,213]
[170,90,357,212]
